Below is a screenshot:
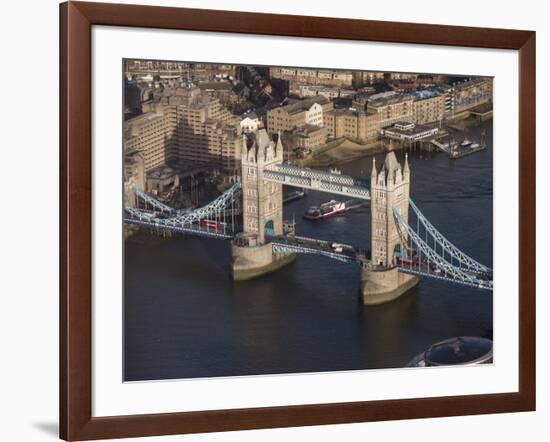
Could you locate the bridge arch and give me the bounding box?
[264,220,275,238]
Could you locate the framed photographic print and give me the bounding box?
[60,1,536,440]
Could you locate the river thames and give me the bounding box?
[124,120,493,381]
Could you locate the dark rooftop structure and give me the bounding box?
[280,96,330,115]
[367,91,412,107]
[410,88,441,101]
[197,80,234,91]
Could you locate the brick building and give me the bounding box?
[124,85,242,176]
[267,96,333,134]
[324,108,379,142]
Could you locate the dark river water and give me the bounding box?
[124,120,493,381]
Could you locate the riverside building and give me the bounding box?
[124,84,243,176]
[410,89,445,125]
[266,96,333,134]
[366,91,413,128]
[323,108,379,143]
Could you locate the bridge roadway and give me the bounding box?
[263,164,371,200]
[398,261,493,290]
[125,217,235,240]
[270,234,366,264]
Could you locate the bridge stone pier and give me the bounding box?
[231,130,294,280]
[361,264,418,305]
[362,152,418,304]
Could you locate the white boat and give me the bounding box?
[303,200,346,220]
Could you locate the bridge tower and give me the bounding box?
[241,129,284,244]
[370,152,410,267]
[361,152,417,305]
[231,130,294,280]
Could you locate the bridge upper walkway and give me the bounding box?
[263,164,371,200]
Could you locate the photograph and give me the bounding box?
[2,0,544,440]
[123,60,494,382]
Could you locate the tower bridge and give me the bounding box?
[124,129,492,304]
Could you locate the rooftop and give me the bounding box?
[197,81,234,91]
[410,88,441,101]
[146,164,178,180]
[232,83,249,94]
[278,96,329,115]
[301,84,355,93]
[453,77,490,90]
[368,91,412,107]
[240,111,259,120]
[124,111,166,139]
[293,124,326,136]
[326,107,376,117]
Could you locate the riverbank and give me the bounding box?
[447,109,493,131]
[296,137,384,168]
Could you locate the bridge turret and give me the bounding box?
[276,131,284,161]
[403,152,410,179]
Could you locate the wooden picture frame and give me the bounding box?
[60,1,536,440]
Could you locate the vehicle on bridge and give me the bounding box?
[200,219,226,232]
[398,257,417,268]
